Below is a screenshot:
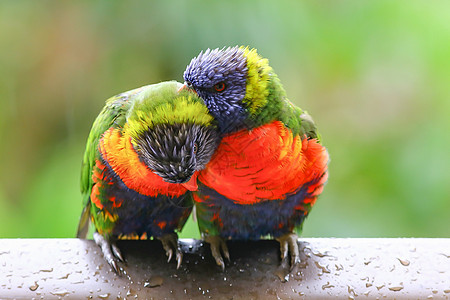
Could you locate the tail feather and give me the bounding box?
[76,202,91,238]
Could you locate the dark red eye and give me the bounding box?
[213,82,226,92]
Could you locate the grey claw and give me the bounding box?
[279,239,289,261]
[222,241,230,262]
[93,232,122,274]
[176,251,183,269]
[157,233,183,267]
[276,232,300,271]
[205,235,229,270]
[216,257,225,271]
[166,249,173,263]
[291,254,300,270]
[110,259,120,274]
[112,243,124,262]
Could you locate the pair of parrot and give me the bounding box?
[77,46,329,272]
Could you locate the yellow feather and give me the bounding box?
[240,46,272,115]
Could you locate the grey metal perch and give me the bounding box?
[0,238,449,299]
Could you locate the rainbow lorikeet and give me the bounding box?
[182,47,329,269]
[76,81,220,271]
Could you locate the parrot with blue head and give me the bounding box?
[182,47,329,270]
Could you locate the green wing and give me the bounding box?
[76,87,141,237]
[279,99,320,142]
[298,111,320,141]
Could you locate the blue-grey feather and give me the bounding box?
[184,46,249,133]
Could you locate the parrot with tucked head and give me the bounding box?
[76,81,220,271]
[181,47,329,270]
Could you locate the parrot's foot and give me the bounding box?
[204,235,230,271]
[93,232,124,273]
[276,232,300,270]
[157,233,183,269]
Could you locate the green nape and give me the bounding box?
[250,73,318,139]
[241,48,317,139]
[124,81,215,140]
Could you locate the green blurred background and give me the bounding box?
[0,1,449,239]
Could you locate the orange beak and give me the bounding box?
[178,83,197,95]
[181,172,199,191]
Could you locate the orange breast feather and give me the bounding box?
[198,121,329,204]
[98,128,187,197]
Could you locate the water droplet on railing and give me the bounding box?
[312,250,329,257]
[322,282,334,290]
[58,273,70,280]
[39,267,53,273]
[29,281,39,291]
[144,276,164,288]
[397,258,410,266]
[314,261,331,274]
[98,293,110,299]
[388,285,403,292]
[50,289,70,297]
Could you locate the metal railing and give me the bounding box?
[0,238,449,299]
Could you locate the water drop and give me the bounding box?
[144,276,164,288]
[312,250,329,257]
[58,273,70,280]
[348,285,357,297]
[50,290,70,297]
[397,258,410,266]
[40,268,53,273]
[29,281,39,291]
[314,261,331,274]
[322,282,334,290]
[388,285,403,292]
